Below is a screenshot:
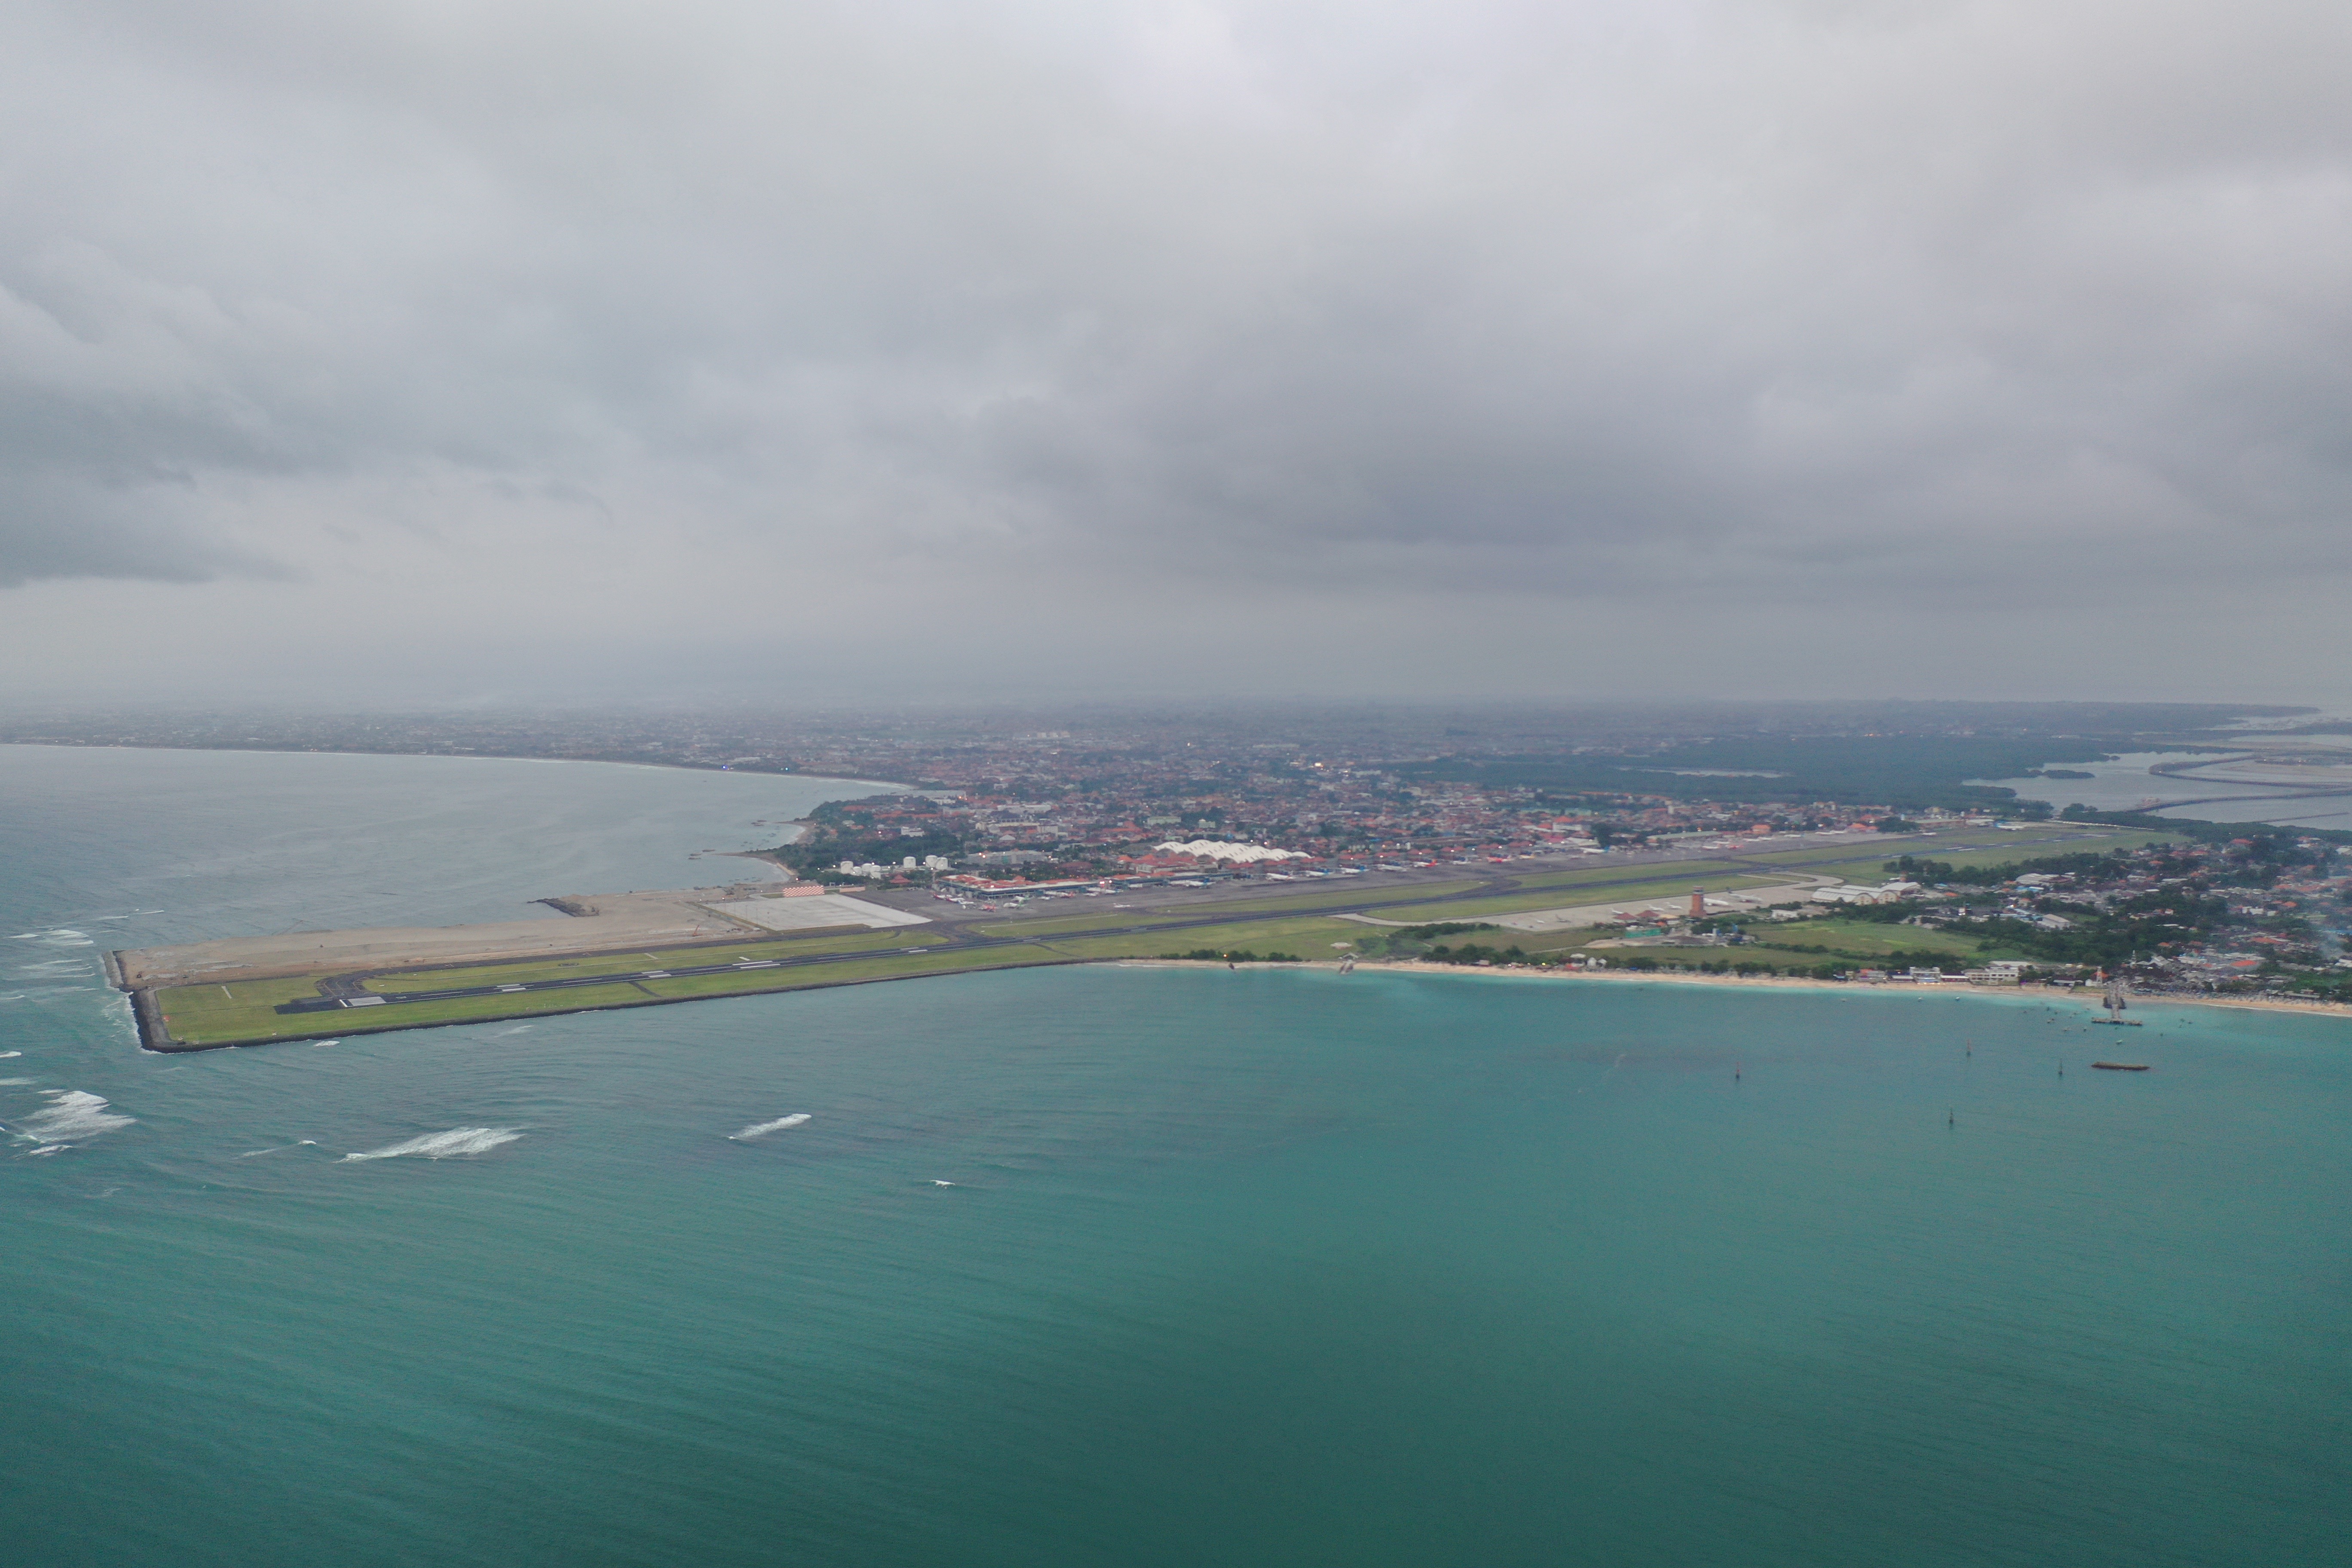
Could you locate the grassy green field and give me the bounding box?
[629,944,1052,999]
[1335,923,1616,961]
[1521,916,2039,974]
[155,976,355,1045]
[972,881,1491,940]
[1724,827,2175,879]
[1350,907,2049,970]
[152,927,959,1046]
[970,909,1202,940]
[1028,914,1372,962]
[351,928,945,995]
[1741,916,2038,963]
[1203,879,1485,915]
[965,880,1485,939]
[1372,873,1792,923]
[153,937,1061,1047]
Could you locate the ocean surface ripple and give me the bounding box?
[3,744,2346,1568]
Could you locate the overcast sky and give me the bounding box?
[2,0,2347,707]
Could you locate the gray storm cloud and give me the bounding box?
[0,0,2347,696]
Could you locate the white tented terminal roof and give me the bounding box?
[1154,839,1307,863]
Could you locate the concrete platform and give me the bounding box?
[116,884,779,989]
[706,893,931,931]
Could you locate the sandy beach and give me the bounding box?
[1124,958,2352,1022]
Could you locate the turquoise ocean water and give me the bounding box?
[4,745,2347,1566]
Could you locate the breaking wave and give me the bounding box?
[13,1090,135,1145]
[730,1113,811,1139]
[342,1127,524,1162]
[12,959,95,978]
[8,929,94,946]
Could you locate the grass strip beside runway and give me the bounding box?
[154,942,1043,1046]
[1381,873,1791,922]
[352,928,946,994]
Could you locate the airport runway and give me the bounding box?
[276,824,2111,1016]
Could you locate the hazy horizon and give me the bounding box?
[4,1,2347,707]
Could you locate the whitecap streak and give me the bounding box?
[15,1090,135,1145]
[13,959,95,977]
[342,1127,524,1162]
[730,1113,811,1139]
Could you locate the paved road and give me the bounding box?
[277,825,2112,1016]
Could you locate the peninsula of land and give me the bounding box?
[113,820,2262,1050]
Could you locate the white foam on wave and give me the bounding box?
[14,1090,135,1145]
[0,1077,33,1086]
[312,1039,340,1048]
[0,1049,21,1057]
[730,1112,811,1139]
[342,1127,524,1162]
[13,957,94,974]
[9,929,93,946]
[23,1143,69,1157]
[498,1026,533,1036]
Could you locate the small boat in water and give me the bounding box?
[2091,1062,2150,1071]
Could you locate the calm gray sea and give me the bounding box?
[3,745,2346,1567]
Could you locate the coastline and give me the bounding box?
[128,950,2352,1053]
[1332,959,2352,1021]
[0,738,912,795]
